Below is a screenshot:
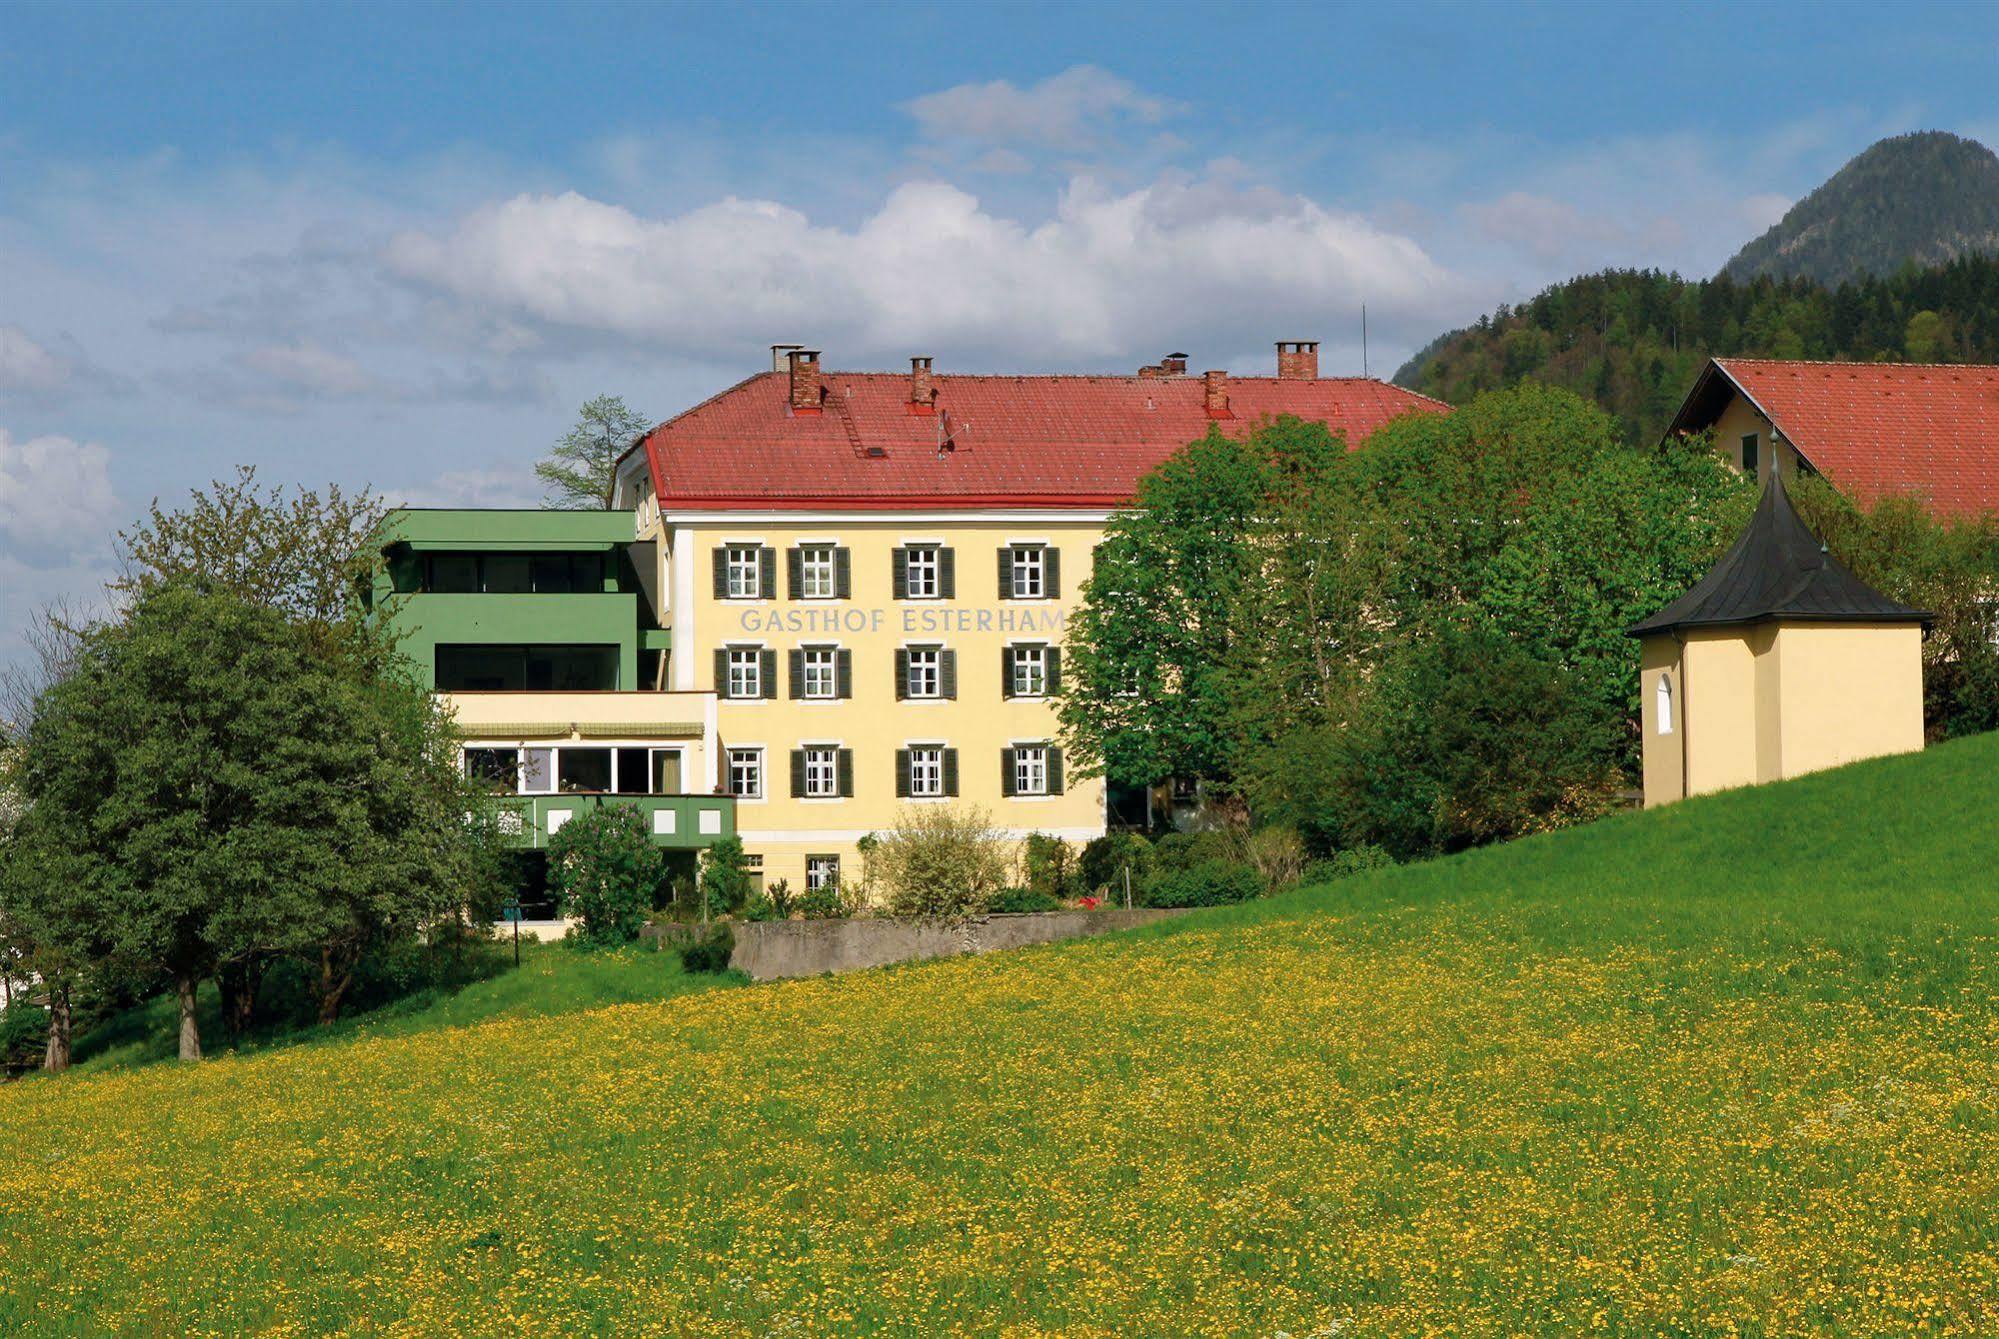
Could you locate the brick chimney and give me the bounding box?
[1276,340,1319,379]
[1162,352,1189,376]
[1204,369,1231,419]
[787,349,822,412]
[909,356,934,412]
[1137,363,1164,379]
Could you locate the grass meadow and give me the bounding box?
[3,735,1997,1335]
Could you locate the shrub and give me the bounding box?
[677,923,735,974]
[1080,831,1155,900]
[1020,833,1082,902]
[1143,860,1263,909]
[1152,828,1240,873]
[1301,845,1397,886]
[796,882,846,920]
[865,806,1012,919]
[548,807,663,946]
[988,886,1062,914]
[0,1004,49,1073]
[1244,825,1306,889]
[698,837,754,919]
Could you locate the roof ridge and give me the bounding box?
[1719,356,1999,373]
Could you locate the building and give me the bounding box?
[1628,475,1930,807]
[1667,357,1999,517]
[382,342,1444,907]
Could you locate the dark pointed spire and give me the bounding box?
[1628,475,1930,636]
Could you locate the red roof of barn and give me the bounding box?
[636,370,1448,510]
[1668,357,1999,519]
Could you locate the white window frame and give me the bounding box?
[725,545,762,600]
[802,745,839,798]
[905,545,941,599]
[806,854,841,892]
[906,646,942,699]
[727,647,763,699]
[908,745,945,798]
[728,747,765,800]
[1011,644,1049,698]
[801,646,838,700]
[1010,545,1045,599]
[463,743,684,797]
[800,545,837,600]
[1656,675,1674,736]
[1014,743,1049,797]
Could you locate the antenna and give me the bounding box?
[937,408,970,457]
[1362,304,1369,378]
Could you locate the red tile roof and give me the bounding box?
[1674,358,1999,519]
[637,371,1447,510]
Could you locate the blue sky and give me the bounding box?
[3,0,1998,665]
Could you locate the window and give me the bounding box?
[467,745,683,796]
[1014,745,1048,796]
[728,748,764,800]
[901,646,951,699]
[803,747,838,798]
[1656,675,1674,736]
[434,645,619,692]
[908,746,945,798]
[557,748,612,793]
[795,545,842,600]
[806,855,841,893]
[614,747,651,795]
[1741,433,1760,476]
[1009,644,1050,698]
[1000,543,1059,600]
[651,749,684,794]
[723,545,765,599]
[800,647,838,699]
[521,748,554,793]
[904,545,940,598]
[1010,546,1045,599]
[420,552,604,595]
[727,648,763,699]
[463,748,518,792]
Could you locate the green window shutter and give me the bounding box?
[787,547,804,600]
[894,648,909,700]
[712,548,729,600]
[788,648,805,699]
[939,546,956,598]
[1045,547,1061,599]
[713,648,729,697]
[1000,747,1016,797]
[1047,647,1062,695]
[942,748,960,797]
[941,649,958,700]
[997,547,1014,599]
[1000,646,1015,699]
[757,547,776,599]
[1048,746,1065,795]
[835,547,852,599]
[837,747,854,797]
[892,547,909,600]
[895,748,912,798]
[789,750,807,798]
[759,649,777,699]
[837,649,853,699]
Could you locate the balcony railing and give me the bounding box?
[487,792,735,849]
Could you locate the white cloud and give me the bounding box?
[905,66,1181,150]
[0,325,70,393]
[385,171,1468,368]
[0,427,118,555]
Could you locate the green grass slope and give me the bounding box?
[5,737,1999,1335]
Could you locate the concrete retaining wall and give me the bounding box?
[725,908,1185,982]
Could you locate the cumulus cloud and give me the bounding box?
[905,66,1181,150]
[1462,191,1686,269]
[384,172,1467,367]
[0,325,70,393]
[0,427,118,554]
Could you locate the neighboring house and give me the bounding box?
[1667,357,1999,517]
[383,342,1444,904]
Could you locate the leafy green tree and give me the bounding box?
[547,807,662,946]
[697,836,753,920]
[537,395,650,510]
[11,583,488,1060]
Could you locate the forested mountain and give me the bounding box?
[1722,132,1999,286]
[1393,257,1999,443]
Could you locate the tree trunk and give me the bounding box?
[43,981,72,1074]
[176,974,202,1062]
[315,945,354,1027]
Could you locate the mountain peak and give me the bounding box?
[1720,131,1999,286]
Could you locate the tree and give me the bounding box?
[537,396,650,510]
[10,582,488,1060]
[863,806,1012,919]
[548,807,661,946]
[697,837,753,920]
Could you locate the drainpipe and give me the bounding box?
[1671,630,1690,801]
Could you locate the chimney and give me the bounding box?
[1161,352,1189,376]
[1276,340,1319,379]
[1203,369,1231,419]
[770,343,804,373]
[788,349,822,412]
[909,356,934,412]
[1137,363,1163,379]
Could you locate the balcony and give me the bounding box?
[488,792,735,850]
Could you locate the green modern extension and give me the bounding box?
[373,509,730,887]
